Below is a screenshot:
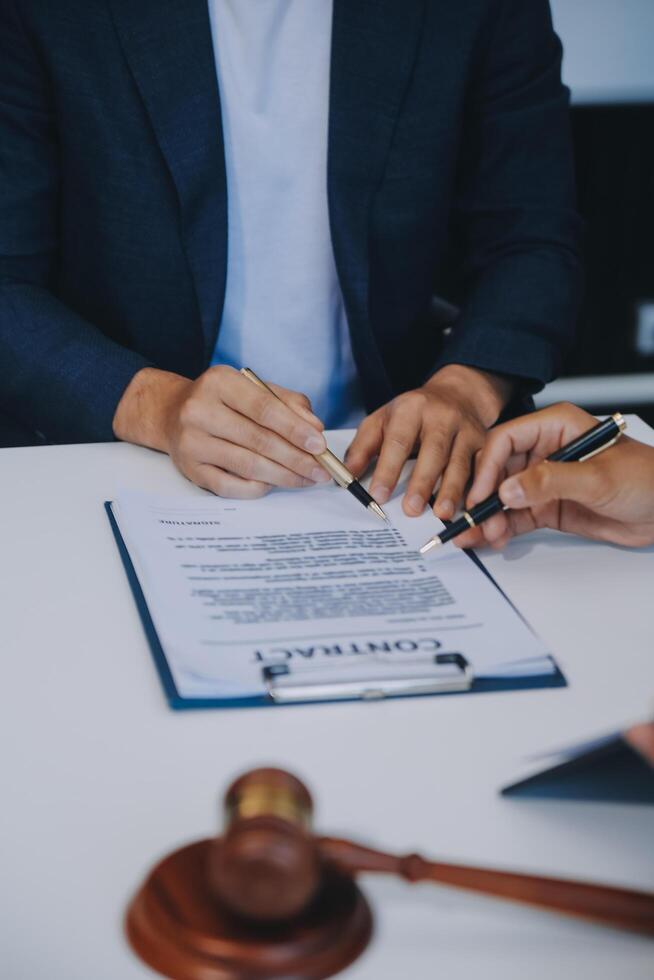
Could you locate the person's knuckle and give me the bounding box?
[532,505,552,529]
[451,449,473,473]
[207,471,227,497]
[558,401,578,418]
[443,473,465,496]
[193,372,210,395]
[251,483,271,499]
[355,420,377,444]
[253,392,275,427]
[386,432,413,454]
[414,477,436,499]
[424,433,449,459]
[424,396,446,419]
[436,399,458,421]
[289,418,314,447]
[179,396,201,428]
[295,451,316,477]
[482,430,501,454]
[244,451,266,482]
[444,458,468,482]
[176,425,197,457]
[248,424,271,456]
[209,363,232,385]
[175,455,196,483]
[197,367,220,398]
[442,476,464,500]
[404,389,428,413]
[465,426,485,447]
[532,464,551,494]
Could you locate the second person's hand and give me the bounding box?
[455,403,654,549]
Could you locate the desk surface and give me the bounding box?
[2,418,654,980]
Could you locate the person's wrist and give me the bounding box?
[113,367,192,452]
[424,364,513,428]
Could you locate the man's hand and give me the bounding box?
[455,403,654,550]
[345,365,512,518]
[113,365,331,497]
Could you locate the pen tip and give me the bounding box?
[419,537,441,555]
[369,501,390,524]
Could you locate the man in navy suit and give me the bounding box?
[0,1,581,520]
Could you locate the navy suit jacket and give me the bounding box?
[0,0,582,445]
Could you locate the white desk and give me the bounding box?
[2,418,653,980]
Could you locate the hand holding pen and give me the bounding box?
[420,404,654,552]
[241,369,389,522]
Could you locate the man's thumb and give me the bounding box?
[499,460,601,510]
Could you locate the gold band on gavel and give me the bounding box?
[226,783,312,830]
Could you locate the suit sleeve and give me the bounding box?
[0,1,151,443]
[433,0,583,392]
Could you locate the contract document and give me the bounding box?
[107,450,563,707]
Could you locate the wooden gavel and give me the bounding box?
[209,767,654,936]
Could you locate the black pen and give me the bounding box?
[419,412,627,554]
[240,368,390,523]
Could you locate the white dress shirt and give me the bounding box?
[208,0,364,428]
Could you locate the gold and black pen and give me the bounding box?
[240,368,390,524]
[420,412,627,554]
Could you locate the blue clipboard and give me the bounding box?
[105,501,566,710]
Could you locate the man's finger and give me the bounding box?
[467,404,595,507]
[370,402,423,504]
[208,406,330,483]
[403,428,455,516]
[505,451,529,478]
[433,434,478,519]
[345,413,384,477]
[467,432,515,507]
[270,384,325,430]
[201,438,315,489]
[505,506,540,539]
[477,511,509,545]
[215,367,327,454]
[454,503,537,550]
[453,526,484,550]
[194,463,272,499]
[455,492,539,551]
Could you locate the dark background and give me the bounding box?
[568,103,654,424]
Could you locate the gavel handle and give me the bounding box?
[318,837,654,937]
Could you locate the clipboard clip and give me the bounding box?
[262,652,473,704]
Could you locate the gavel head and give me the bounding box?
[208,768,322,922]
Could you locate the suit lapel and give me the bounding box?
[329,0,426,407]
[108,0,226,361]
[108,0,425,391]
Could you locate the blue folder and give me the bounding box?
[105,501,566,710]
